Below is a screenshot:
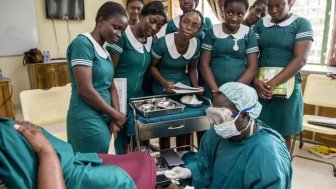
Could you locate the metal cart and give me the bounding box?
[129,94,211,151]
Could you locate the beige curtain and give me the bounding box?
[207,0,224,22]
[327,2,336,66]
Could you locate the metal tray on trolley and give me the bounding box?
[130,96,186,118]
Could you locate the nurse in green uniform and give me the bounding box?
[156,0,212,41]
[66,2,128,153]
[253,0,313,149]
[242,0,267,27]
[199,0,259,99]
[106,1,167,154]
[150,10,204,149]
[126,0,144,26]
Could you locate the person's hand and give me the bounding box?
[114,112,127,127]
[14,121,54,156]
[164,167,191,185]
[253,79,273,99]
[195,86,204,96]
[109,121,121,139]
[164,81,175,93]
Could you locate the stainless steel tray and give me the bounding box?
[130,97,185,117]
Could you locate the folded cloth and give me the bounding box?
[98,152,156,189]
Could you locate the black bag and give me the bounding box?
[23,48,43,65]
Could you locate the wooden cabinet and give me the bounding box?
[27,61,70,89]
[0,78,15,119]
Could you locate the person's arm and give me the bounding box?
[189,60,199,88]
[199,29,219,96]
[72,67,126,126]
[14,121,65,189]
[267,40,312,90]
[199,50,218,94]
[237,30,259,84]
[150,58,175,93]
[150,39,175,93]
[237,53,259,84]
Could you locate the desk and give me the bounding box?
[0,79,15,119]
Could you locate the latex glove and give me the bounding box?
[164,167,191,185]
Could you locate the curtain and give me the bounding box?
[327,1,336,66]
[207,0,224,22]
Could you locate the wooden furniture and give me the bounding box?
[27,60,70,89]
[0,78,15,119]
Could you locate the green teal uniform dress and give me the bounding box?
[183,120,292,189]
[0,117,136,189]
[106,26,153,154]
[151,33,201,95]
[67,33,114,153]
[156,15,213,40]
[202,23,259,97]
[253,14,313,136]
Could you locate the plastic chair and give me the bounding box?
[291,74,336,176]
[20,84,71,141]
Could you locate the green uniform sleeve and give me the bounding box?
[184,129,215,189]
[69,36,94,67]
[201,27,214,51]
[105,33,126,54]
[245,29,260,55]
[295,17,314,42]
[151,37,165,60]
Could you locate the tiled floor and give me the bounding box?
[15,109,336,189]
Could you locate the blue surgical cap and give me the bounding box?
[218,82,262,119]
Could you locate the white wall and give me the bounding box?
[0,0,122,105]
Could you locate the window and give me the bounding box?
[197,0,221,24]
[291,0,334,64]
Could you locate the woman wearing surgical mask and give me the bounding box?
[253,0,313,149]
[242,0,267,27]
[199,0,259,100]
[150,10,204,150]
[126,0,144,26]
[164,82,292,189]
[107,1,167,154]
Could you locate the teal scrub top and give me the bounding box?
[183,120,292,189]
[202,23,259,95]
[0,118,136,189]
[253,14,313,136]
[66,33,113,153]
[106,26,153,100]
[151,33,201,95]
[156,15,213,40]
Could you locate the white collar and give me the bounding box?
[173,15,181,29]
[213,23,249,39]
[263,14,299,27]
[125,26,153,53]
[81,33,110,59]
[164,33,197,59]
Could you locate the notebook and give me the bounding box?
[113,78,127,114]
[307,117,336,129]
[257,67,295,99]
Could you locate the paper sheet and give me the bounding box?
[113,78,127,114]
[173,82,203,94]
